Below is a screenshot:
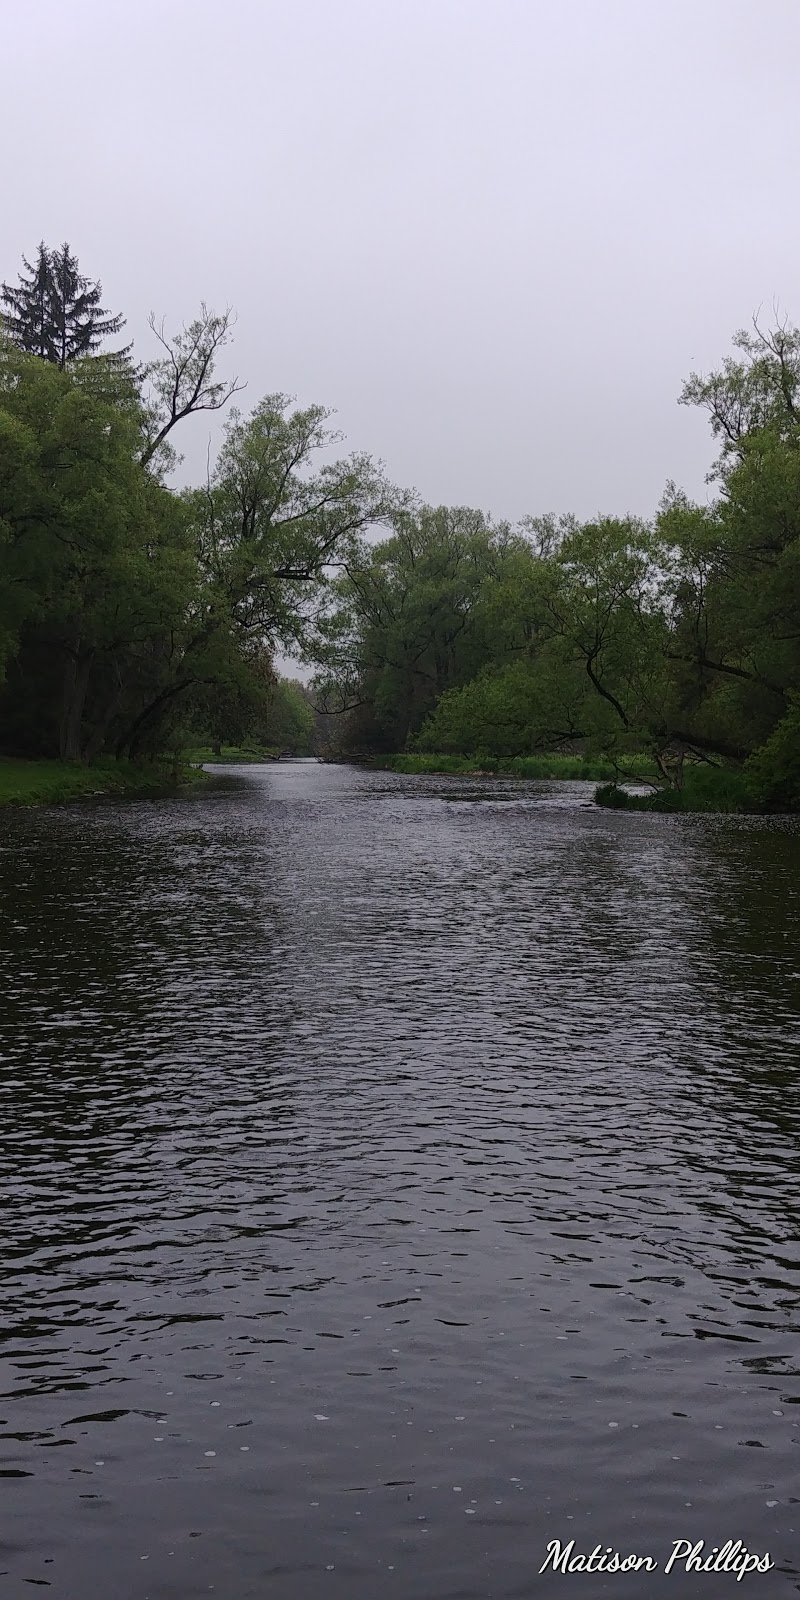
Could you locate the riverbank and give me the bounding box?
[371,752,658,780]
[372,750,776,814]
[183,744,285,764]
[0,757,209,807]
[595,766,753,813]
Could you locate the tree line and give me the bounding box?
[311,323,800,808]
[2,243,799,804]
[0,243,394,761]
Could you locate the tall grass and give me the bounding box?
[595,764,751,814]
[372,752,658,779]
[0,758,206,807]
[183,745,281,764]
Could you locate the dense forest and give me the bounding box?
[310,327,800,809]
[0,243,382,762]
[1,243,799,806]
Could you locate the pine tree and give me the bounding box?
[1,241,130,367]
[0,243,55,359]
[48,242,129,367]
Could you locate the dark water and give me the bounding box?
[1,762,799,1599]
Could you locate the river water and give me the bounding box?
[1,762,799,1599]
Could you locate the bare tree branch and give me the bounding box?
[140,304,244,469]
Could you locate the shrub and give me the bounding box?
[744,697,800,812]
[595,765,751,814]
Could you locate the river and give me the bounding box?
[1,761,799,1598]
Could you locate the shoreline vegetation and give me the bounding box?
[0,751,790,816]
[0,746,318,807]
[595,769,753,814]
[0,747,320,807]
[0,757,210,809]
[369,752,658,781]
[367,752,775,814]
[183,745,284,765]
[1,241,799,818]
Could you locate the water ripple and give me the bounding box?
[1,765,799,1598]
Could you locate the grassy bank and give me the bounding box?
[183,745,285,764]
[0,757,208,808]
[373,750,768,813]
[595,766,752,814]
[372,752,658,780]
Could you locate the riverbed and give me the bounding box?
[1,762,799,1597]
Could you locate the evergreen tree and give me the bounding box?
[0,243,54,359]
[1,241,130,367]
[48,242,129,366]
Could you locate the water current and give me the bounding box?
[1,762,799,1598]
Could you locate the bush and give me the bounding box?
[595,764,751,814]
[744,697,800,811]
[371,751,658,780]
[594,782,632,808]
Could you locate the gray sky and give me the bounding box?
[4,0,799,526]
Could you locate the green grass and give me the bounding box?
[375,750,763,812]
[183,744,283,764]
[372,751,658,780]
[595,764,752,814]
[0,757,208,807]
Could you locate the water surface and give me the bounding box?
[1,763,799,1597]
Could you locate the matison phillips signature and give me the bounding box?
[539,1538,774,1581]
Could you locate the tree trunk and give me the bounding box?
[59,651,93,761]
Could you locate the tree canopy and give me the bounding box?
[308,317,800,804]
[1,239,799,805]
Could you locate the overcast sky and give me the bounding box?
[4,0,799,526]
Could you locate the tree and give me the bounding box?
[416,652,589,757]
[48,243,129,368]
[0,290,391,764]
[114,393,396,756]
[659,313,800,772]
[139,305,244,473]
[537,517,668,739]
[0,342,193,760]
[1,242,129,368]
[310,506,526,749]
[0,243,53,359]
[680,315,800,466]
[262,677,316,752]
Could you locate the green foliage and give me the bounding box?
[0,341,194,758]
[264,679,315,753]
[672,765,752,811]
[183,745,281,764]
[3,249,800,817]
[0,757,204,807]
[0,318,391,764]
[594,782,632,809]
[187,674,315,756]
[416,654,591,756]
[310,506,525,749]
[374,752,656,779]
[596,765,752,813]
[744,696,800,811]
[308,311,800,817]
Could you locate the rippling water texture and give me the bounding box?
[1,762,799,1598]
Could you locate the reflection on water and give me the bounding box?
[1,764,799,1598]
